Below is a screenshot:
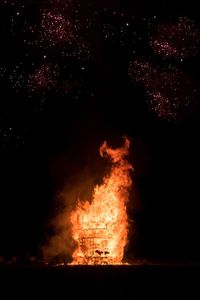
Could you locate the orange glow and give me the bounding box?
[70,137,133,265]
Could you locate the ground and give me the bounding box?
[1,264,200,299]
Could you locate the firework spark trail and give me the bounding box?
[27,63,58,93]
[150,16,200,60]
[129,58,199,122]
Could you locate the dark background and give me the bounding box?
[0,0,200,263]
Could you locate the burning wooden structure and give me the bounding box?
[70,137,133,265]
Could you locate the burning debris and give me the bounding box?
[70,137,133,265]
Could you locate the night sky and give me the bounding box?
[0,0,200,262]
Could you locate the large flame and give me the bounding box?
[70,137,133,265]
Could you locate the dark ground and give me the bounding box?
[1,264,200,299]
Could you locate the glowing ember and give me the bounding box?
[70,137,133,265]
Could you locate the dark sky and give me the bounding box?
[0,0,200,261]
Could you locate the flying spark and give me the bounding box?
[150,16,200,60]
[129,58,199,122]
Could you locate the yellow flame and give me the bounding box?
[70,137,133,265]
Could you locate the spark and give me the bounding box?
[129,58,199,122]
[150,16,200,60]
[41,11,75,48]
[27,63,58,93]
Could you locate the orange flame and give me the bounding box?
[70,137,133,265]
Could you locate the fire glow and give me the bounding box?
[70,137,133,265]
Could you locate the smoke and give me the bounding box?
[41,170,101,263]
[42,207,74,263]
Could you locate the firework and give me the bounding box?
[129,58,199,122]
[150,16,200,60]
